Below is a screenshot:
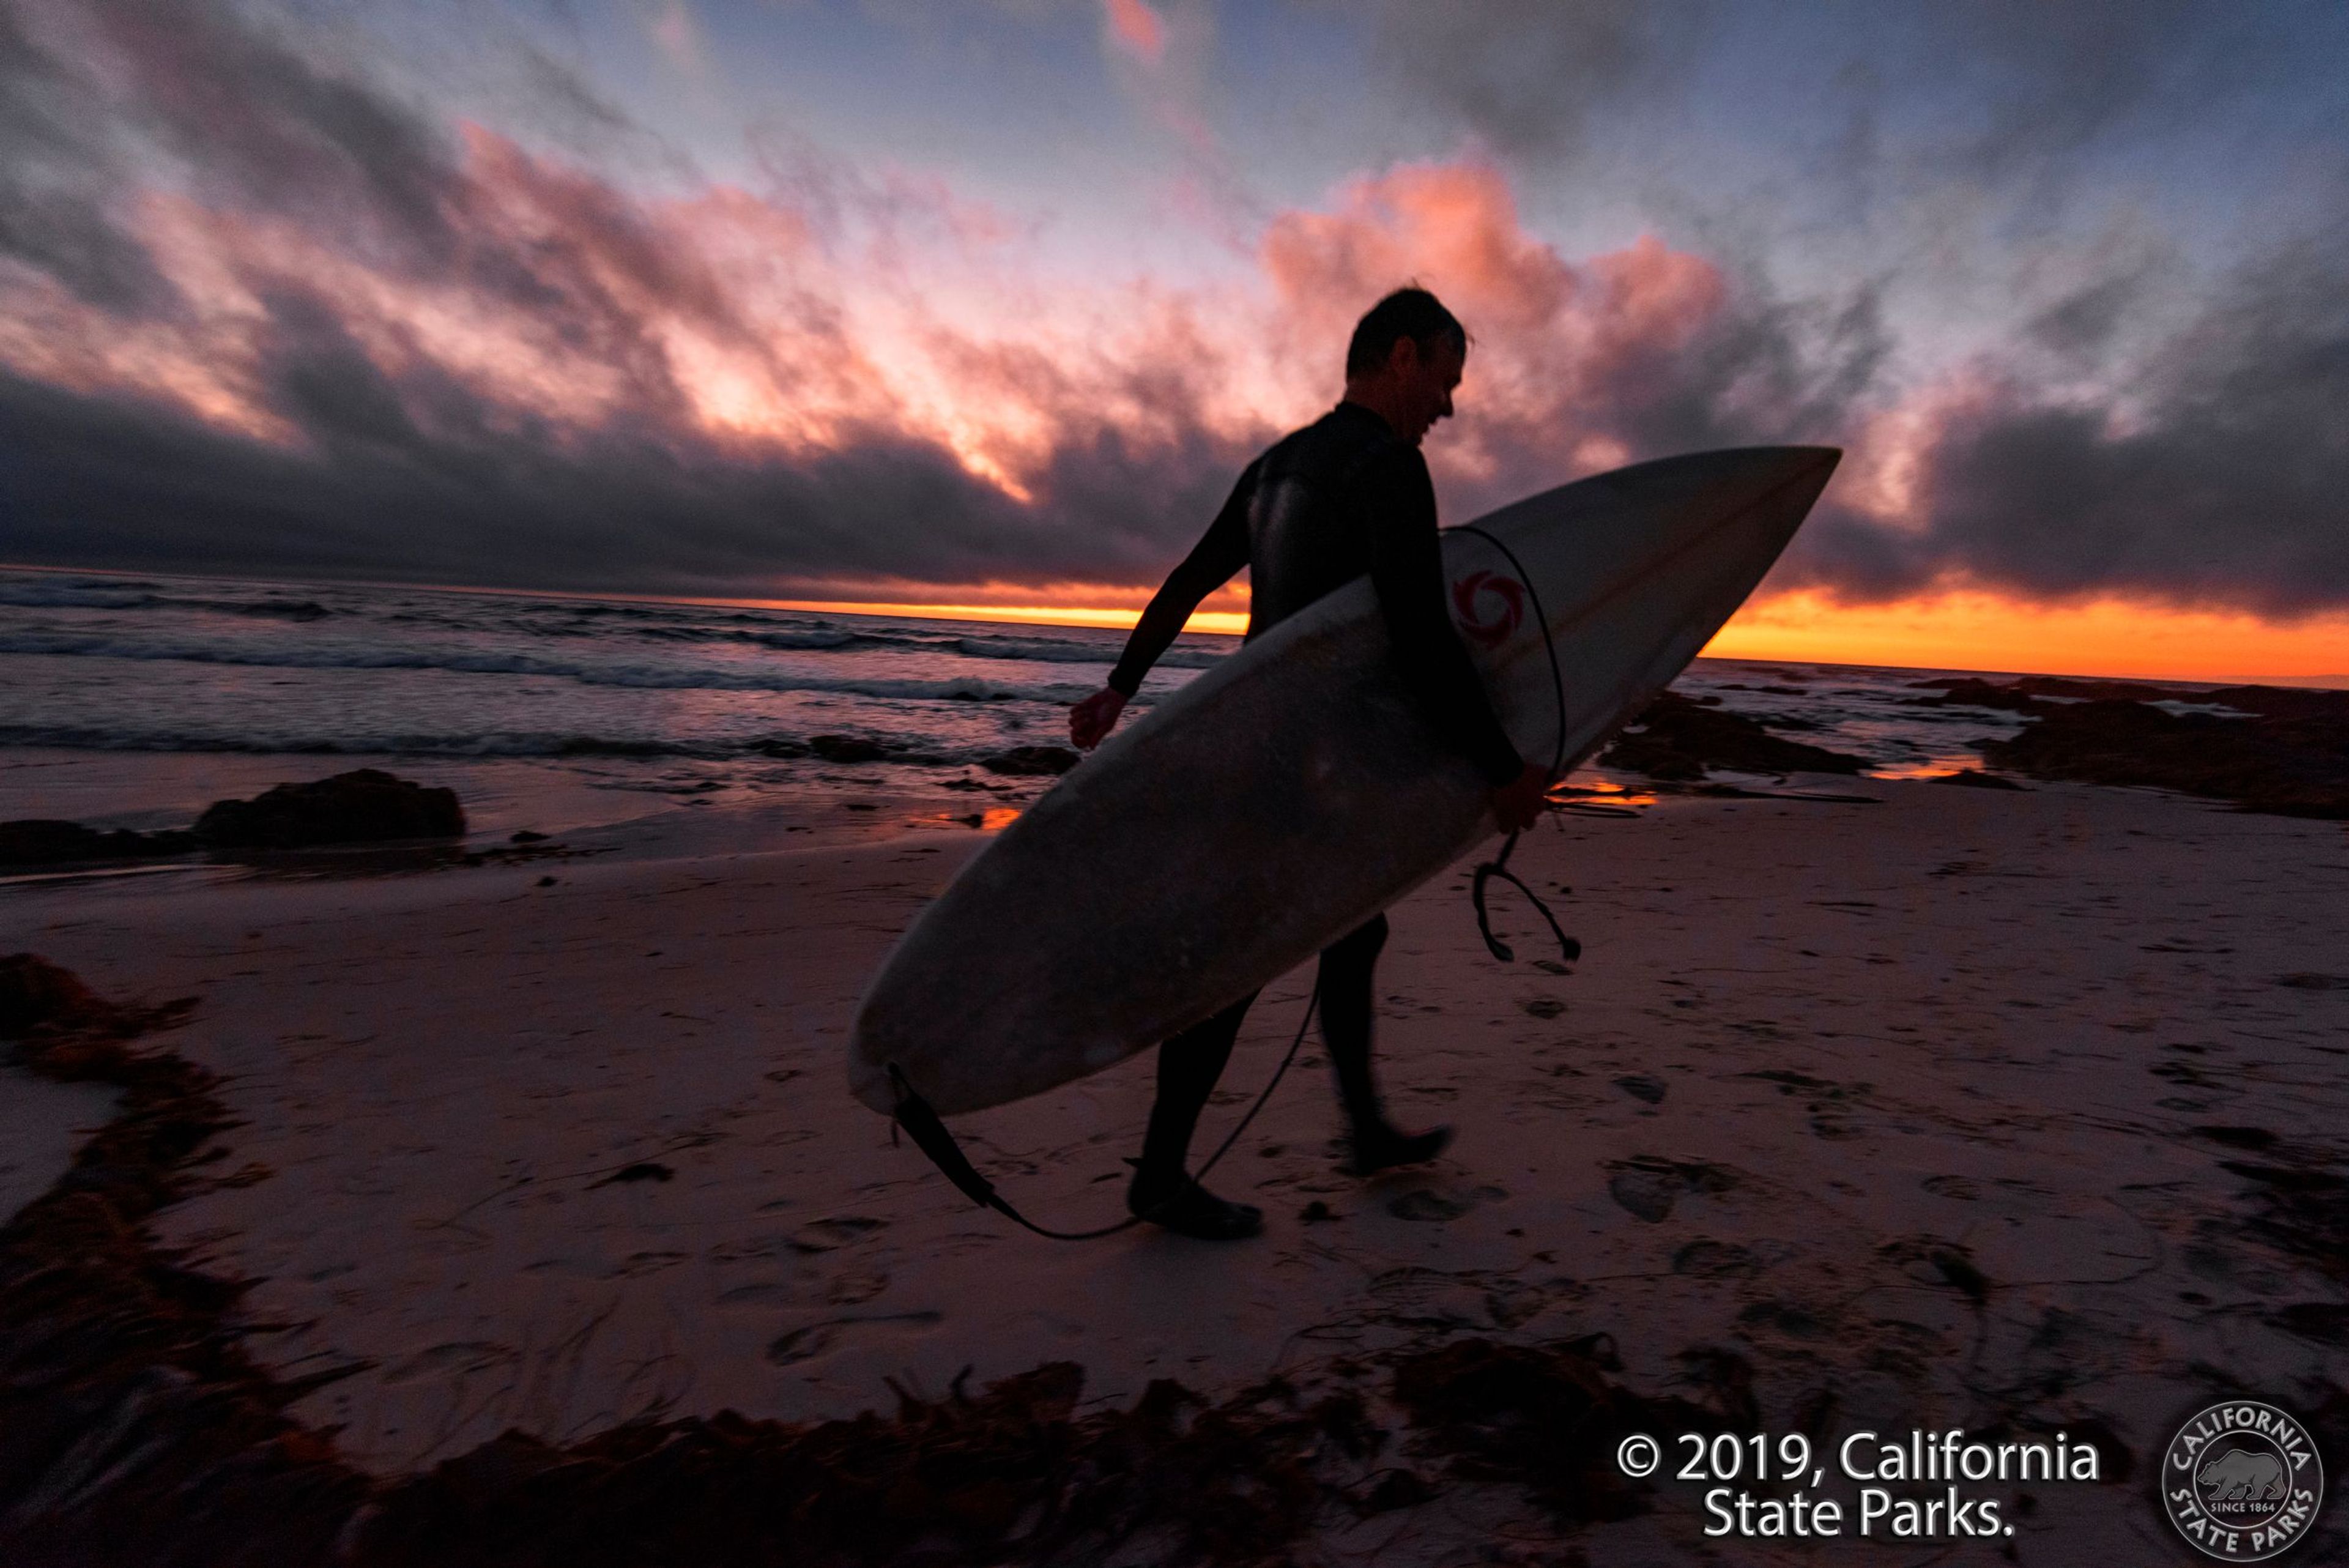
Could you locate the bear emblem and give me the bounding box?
[2198,1446,2287,1501]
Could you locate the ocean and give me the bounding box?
[0,563,2048,839]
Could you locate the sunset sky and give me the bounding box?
[2,0,2346,678]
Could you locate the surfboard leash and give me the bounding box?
[1449,522,1580,968]
[885,984,1320,1241]
[1470,833,1580,965]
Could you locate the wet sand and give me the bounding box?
[9,776,2349,1562]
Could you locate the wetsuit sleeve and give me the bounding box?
[1359,446,1527,788]
[1105,463,1255,698]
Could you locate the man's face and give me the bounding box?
[1393,334,1465,446]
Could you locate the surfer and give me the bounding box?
[1068,287,1551,1240]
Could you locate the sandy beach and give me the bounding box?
[9,763,2347,1563]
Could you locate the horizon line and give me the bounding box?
[2,559,2343,691]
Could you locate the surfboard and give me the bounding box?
[849,445,1840,1116]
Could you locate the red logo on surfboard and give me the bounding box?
[1452,570,1525,648]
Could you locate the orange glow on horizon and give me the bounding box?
[752,598,1247,636]
[1705,590,2349,684]
[9,563,2343,686]
[766,587,2349,684]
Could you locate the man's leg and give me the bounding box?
[1318,915,1390,1132]
[1129,991,1264,1239]
[1319,913,1453,1173]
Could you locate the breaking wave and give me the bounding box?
[0,631,1098,703]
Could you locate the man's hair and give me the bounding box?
[1345,286,1467,379]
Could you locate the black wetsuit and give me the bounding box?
[1110,401,1524,1189]
[1108,401,1522,786]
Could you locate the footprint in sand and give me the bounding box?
[590,1161,673,1188]
[1879,1236,1991,1301]
[705,1232,800,1264]
[765,1312,943,1367]
[606,1249,691,1278]
[1606,1156,1738,1223]
[382,1341,519,1385]
[825,1272,888,1306]
[1735,1300,1835,1342]
[793,1216,888,1253]
[1614,1073,1667,1104]
[1609,1172,1675,1222]
[1672,1239,1761,1279]
[1386,1186,1507,1222]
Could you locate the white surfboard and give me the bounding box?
[849,446,1839,1115]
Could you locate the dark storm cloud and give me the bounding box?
[1437,270,1896,528]
[2,0,2344,615]
[1905,1,2301,195]
[1365,0,2318,186]
[1362,0,1715,162]
[1783,234,2349,613]
[0,253,1255,596]
[0,0,1262,595]
[0,2,176,312]
[1361,0,2349,613]
[0,341,1113,596]
[87,0,464,267]
[2024,269,2151,361]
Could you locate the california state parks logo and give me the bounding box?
[2162,1400,2325,1561]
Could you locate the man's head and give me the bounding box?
[1343,287,1468,446]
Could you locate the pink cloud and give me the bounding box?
[1258,160,1765,509]
[18,0,2343,616]
[0,4,1866,598]
[1102,0,1168,67]
[0,131,1775,511]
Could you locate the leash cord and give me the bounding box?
[888,986,1318,1239]
[1450,523,1578,965]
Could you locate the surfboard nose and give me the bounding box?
[1747,447,1838,548]
[1665,444,1840,519]
[1766,444,1841,508]
[1631,444,1842,560]
[1776,444,1842,486]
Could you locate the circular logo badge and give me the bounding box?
[1450,570,1525,648]
[2162,1400,2325,1561]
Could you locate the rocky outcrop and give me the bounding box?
[982,746,1080,776]
[1601,693,1867,780]
[195,769,465,849]
[1981,699,2349,818]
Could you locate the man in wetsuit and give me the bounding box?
[1066,287,1550,1241]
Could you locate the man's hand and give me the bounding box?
[1069,686,1129,750]
[1490,760,1550,833]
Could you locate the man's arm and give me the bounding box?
[1358,445,1532,792]
[1070,463,1255,749]
[1106,464,1255,699]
